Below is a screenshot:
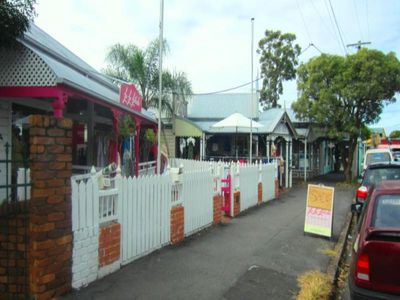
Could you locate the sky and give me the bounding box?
[33,0,400,134]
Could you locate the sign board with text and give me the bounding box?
[119,84,142,112]
[304,184,335,238]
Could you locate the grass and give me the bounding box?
[318,247,339,258]
[297,270,332,300]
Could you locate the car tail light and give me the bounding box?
[357,186,368,199]
[356,253,370,282]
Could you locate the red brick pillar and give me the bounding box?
[233,191,240,217]
[275,179,280,199]
[171,205,184,244]
[99,223,120,267]
[29,115,73,299]
[258,183,262,204]
[213,195,222,224]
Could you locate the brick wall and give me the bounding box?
[170,206,184,244]
[71,227,98,289]
[258,183,262,204]
[29,115,73,300]
[0,202,29,299]
[99,222,120,268]
[233,191,240,217]
[213,195,222,225]
[275,179,280,199]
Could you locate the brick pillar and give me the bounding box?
[213,195,222,225]
[29,115,73,299]
[99,222,120,267]
[170,205,184,244]
[258,183,262,204]
[233,191,240,217]
[275,179,280,199]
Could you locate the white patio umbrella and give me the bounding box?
[211,112,264,159]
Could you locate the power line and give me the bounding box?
[365,0,370,41]
[310,0,337,43]
[323,0,346,55]
[352,0,364,41]
[327,0,348,55]
[296,0,312,42]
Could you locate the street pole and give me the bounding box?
[249,17,254,163]
[157,0,164,175]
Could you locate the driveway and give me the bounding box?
[64,173,354,300]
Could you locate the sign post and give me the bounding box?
[304,184,335,238]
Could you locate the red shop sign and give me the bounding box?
[119,84,142,112]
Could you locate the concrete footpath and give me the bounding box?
[64,174,354,300]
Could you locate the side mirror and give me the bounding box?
[351,203,362,214]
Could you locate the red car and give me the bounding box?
[349,181,400,299]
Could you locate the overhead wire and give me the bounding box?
[327,0,348,55]
[323,0,346,55]
[365,0,370,41]
[296,0,312,42]
[310,0,337,44]
[352,0,364,41]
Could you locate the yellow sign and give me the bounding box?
[304,184,335,238]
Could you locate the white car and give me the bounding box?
[363,148,394,171]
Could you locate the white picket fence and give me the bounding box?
[182,169,214,236]
[70,159,278,288]
[238,164,259,212]
[170,158,213,171]
[261,163,276,202]
[120,174,171,265]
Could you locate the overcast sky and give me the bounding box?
[34,0,400,134]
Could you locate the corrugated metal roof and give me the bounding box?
[188,93,256,118]
[19,24,156,123]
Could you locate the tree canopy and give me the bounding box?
[390,130,400,139]
[257,30,301,108]
[0,0,36,47]
[292,48,400,180]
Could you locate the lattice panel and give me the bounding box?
[0,46,56,87]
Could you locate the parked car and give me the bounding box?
[356,162,400,206]
[349,181,400,299]
[363,149,394,172]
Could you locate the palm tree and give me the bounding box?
[104,39,172,113]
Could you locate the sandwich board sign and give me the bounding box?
[304,184,335,238]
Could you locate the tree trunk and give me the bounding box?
[344,136,357,182]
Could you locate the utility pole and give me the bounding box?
[157,0,164,175]
[249,17,254,163]
[346,40,371,51]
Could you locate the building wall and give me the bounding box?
[162,128,176,158]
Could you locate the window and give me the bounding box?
[363,168,400,186]
[366,152,391,165]
[372,195,400,228]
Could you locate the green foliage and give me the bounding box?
[293,48,400,180]
[390,130,400,139]
[104,40,192,116]
[361,125,371,140]
[0,0,37,47]
[257,30,301,108]
[119,115,135,138]
[144,128,156,143]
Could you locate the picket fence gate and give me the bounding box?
[261,164,276,202]
[182,169,214,236]
[238,164,259,212]
[120,174,171,265]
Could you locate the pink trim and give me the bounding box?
[134,118,142,177]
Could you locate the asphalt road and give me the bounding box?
[64,174,354,300]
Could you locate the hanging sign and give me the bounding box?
[304,184,335,238]
[119,84,142,112]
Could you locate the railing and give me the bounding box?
[138,161,156,176]
[99,187,119,223]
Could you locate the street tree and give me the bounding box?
[0,0,37,47]
[292,49,400,181]
[257,30,301,108]
[390,130,400,139]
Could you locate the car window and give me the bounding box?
[363,168,400,186]
[366,152,391,165]
[372,195,400,228]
